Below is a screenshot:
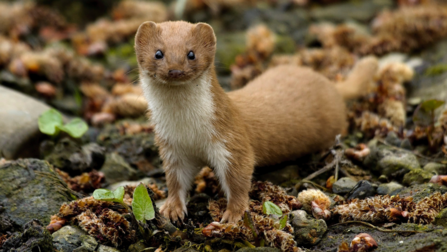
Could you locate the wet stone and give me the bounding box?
[347,180,377,200]
[332,177,357,194]
[290,210,327,246]
[52,225,98,252]
[0,159,76,227]
[402,168,433,186]
[377,182,404,195]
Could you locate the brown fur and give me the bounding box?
[135,21,378,223]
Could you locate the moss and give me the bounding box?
[424,64,447,76]
[402,169,433,186]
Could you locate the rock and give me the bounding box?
[424,162,447,175]
[314,222,447,252]
[434,208,447,228]
[332,177,357,194]
[45,138,106,176]
[377,150,420,178]
[237,248,281,252]
[97,119,161,174]
[398,183,447,202]
[100,153,142,184]
[377,182,404,195]
[128,240,149,252]
[0,86,51,159]
[0,159,76,227]
[107,177,157,191]
[310,0,393,22]
[1,219,54,252]
[97,245,121,252]
[52,226,98,252]
[290,210,327,246]
[347,180,377,200]
[402,169,433,186]
[385,132,402,147]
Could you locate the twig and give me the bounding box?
[331,221,424,233]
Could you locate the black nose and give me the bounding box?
[168,69,185,78]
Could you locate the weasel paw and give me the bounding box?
[160,198,186,222]
[221,209,244,223]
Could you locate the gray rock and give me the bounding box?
[290,210,327,246]
[45,138,105,176]
[52,226,98,252]
[100,153,142,184]
[378,151,421,178]
[97,245,121,252]
[402,168,433,186]
[424,162,447,175]
[377,182,404,195]
[1,219,54,252]
[238,248,281,252]
[332,177,357,194]
[310,0,393,22]
[0,86,51,159]
[347,180,377,200]
[107,177,157,191]
[385,131,402,147]
[0,159,76,227]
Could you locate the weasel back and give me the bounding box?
[228,65,346,166]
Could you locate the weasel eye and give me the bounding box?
[187,51,195,60]
[155,50,163,59]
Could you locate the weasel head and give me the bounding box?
[135,21,216,85]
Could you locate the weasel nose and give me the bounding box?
[168,69,185,78]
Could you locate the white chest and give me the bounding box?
[140,74,228,164]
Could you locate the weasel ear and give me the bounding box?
[135,21,157,64]
[194,23,216,50]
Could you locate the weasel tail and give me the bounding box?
[135,20,378,223]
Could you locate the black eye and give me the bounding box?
[187,51,195,60]
[155,50,163,59]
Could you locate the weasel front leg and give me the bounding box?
[213,155,254,223]
[160,158,199,222]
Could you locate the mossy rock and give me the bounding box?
[1,219,54,252]
[314,223,447,252]
[434,208,447,228]
[0,159,77,228]
[398,183,447,202]
[291,210,327,246]
[402,169,433,186]
[52,225,98,252]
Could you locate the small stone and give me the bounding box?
[52,226,98,252]
[0,86,51,159]
[385,132,401,147]
[128,240,149,252]
[378,175,388,183]
[290,210,327,246]
[332,177,357,194]
[378,151,420,178]
[402,169,433,186]
[377,182,404,195]
[98,245,121,252]
[424,162,447,175]
[347,180,377,200]
[100,153,142,184]
[1,219,54,252]
[400,139,413,150]
[434,208,447,228]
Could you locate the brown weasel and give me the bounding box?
[134,21,378,223]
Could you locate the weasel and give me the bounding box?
[135,21,378,223]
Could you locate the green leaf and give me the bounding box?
[38,109,64,136]
[421,99,445,112]
[279,214,288,229]
[93,189,115,201]
[132,183,155,222]
[413,99,445,127]
[113,186,125,202]
[262,201,283,216]
[60,118,88,138]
